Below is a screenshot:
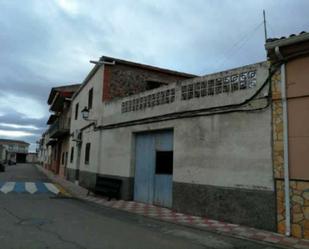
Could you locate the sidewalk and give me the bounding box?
[36,165,309,249]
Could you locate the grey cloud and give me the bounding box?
[0,112,47,131]
[0,0,308,148]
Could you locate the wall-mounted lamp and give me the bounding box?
[81,107,97,126]
[81,106,90,120]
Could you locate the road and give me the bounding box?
[0,164,280,249]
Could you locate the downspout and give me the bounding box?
[275,46,291,236]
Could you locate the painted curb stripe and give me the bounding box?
[1,182,16,194]
[44,183,59,195]
[25,182,37,194]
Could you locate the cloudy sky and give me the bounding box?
[0,0,308,151]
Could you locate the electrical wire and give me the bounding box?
[215,21,264,70]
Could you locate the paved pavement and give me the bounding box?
[36,164,309,249]
[0,163,284,249]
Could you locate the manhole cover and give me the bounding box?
[19,218,52,226]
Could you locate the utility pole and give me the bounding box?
[263,10,268,42]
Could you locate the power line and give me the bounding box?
[214,21,264,70]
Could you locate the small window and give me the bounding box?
[75,103,79,120]
[88,88,93,109]
[70,147,74,163]
[85,143,91,164]
[155,151,173,175]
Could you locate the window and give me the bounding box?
[88,88,93,109]
[70,147,74,163]
[65,152,68,166]
[61,152,65,164]
[85,143,91,164]
[155,151,173,175]
[75,103,79,120]
[146,80,166,90]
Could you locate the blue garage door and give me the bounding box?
[134,130,173,208]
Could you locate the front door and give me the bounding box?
[134,130,173,208]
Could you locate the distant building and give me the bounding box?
[0,139,29,163]
[26,152,38,163]
[41,84,81,177]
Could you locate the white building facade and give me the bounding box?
[67,58,276,231]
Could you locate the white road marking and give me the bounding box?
[1,182,16,194]
[25,182,37,194]
[44,183,60,194]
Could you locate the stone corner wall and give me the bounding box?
[272,67,309,239]
[272,70,284,179]
[277,180,309,238]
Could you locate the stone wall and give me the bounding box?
[277,180,309,238]
[103,64,193,101]
[272,70,284,179]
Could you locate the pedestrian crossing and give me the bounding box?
[0,182,60,195]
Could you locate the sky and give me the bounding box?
[0,0,308,152]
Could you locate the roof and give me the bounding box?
[72,55,197,100]
[265,31,309,62]
[47,83,81,105]
[0,139,30,146]
[101,56,197,78]
[265,31,309,50]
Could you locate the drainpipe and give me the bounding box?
[276,46,291,236]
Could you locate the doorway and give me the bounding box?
[134,130,173,208]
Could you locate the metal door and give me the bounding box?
[134,130,173,208]
[134,133,155,204]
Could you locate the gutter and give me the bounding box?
[275,46,291,236]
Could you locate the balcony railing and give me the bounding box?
[49,117,70,138]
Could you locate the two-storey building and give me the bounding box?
[66,56,275,231]
[45,84,80,177]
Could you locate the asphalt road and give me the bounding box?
[0,164,280,249]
